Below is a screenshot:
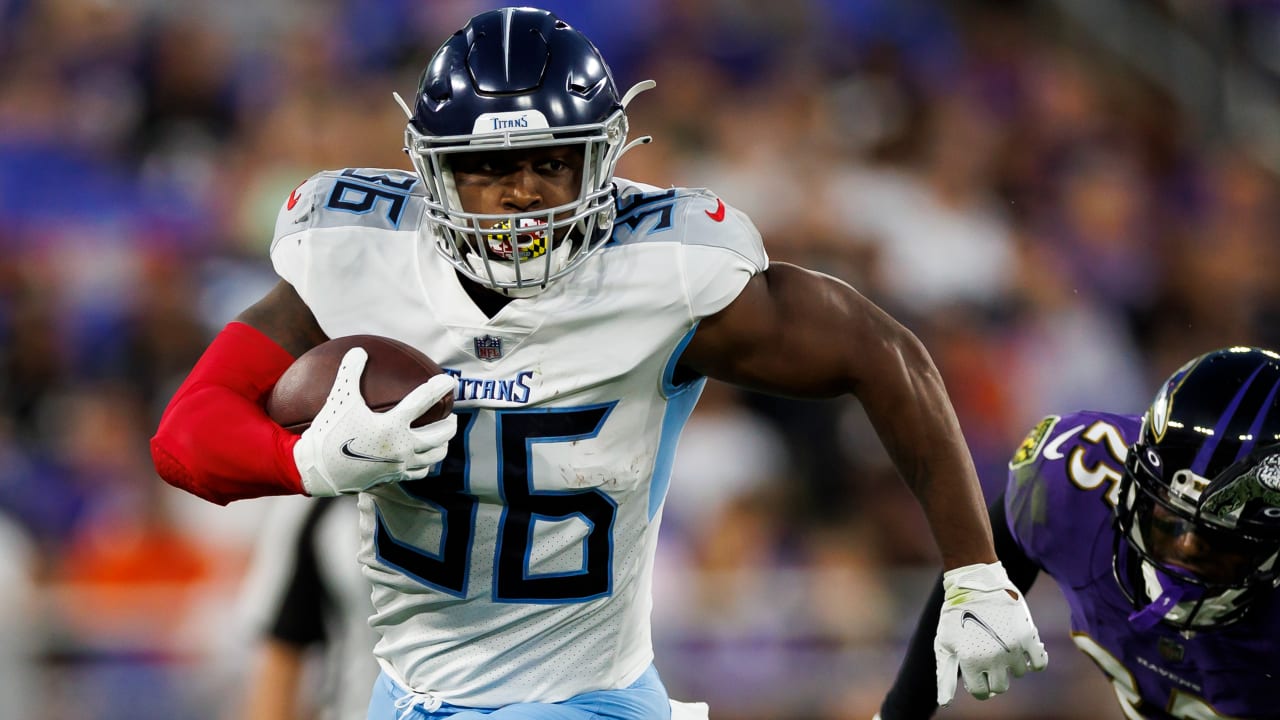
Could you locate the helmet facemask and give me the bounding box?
[1114,447,1280,631]
[402,110,630,297]
[396,7,655,297]
[395,7,657,297]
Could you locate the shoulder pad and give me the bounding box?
[1005,411,1140,565]
[1008,411,1138,493]
[272,168,425,249]
[677,188,767,271]
[609,182,767,272]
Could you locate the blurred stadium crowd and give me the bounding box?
[2,0,1280,718]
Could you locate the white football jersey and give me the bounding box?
[270,168,767,707]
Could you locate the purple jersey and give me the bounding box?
[1004,411,1280,720]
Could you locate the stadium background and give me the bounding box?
[2,0,1279,717]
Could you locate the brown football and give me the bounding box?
[266,335,453,434]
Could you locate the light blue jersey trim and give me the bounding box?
[649,326,705,520]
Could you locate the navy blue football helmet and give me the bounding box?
[1115,347,1280,630]
[396,7,653,295]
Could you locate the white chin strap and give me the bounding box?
[463,241,573,298]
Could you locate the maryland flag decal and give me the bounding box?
[485,219,550,261]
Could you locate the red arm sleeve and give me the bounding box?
[151,321,306,505]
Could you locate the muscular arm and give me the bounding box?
[681,263,995,570]
[235,281,328,356]
[150,281,327,504]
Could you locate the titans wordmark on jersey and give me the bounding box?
[1006,411,1280,720]
[270,168,767,707]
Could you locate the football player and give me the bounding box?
[151,7,1047,719]
[878,346,1280,720]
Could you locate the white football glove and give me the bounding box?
[934,561,1048,705]
[293,347,458,497]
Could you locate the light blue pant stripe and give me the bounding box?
[368,665,671,720]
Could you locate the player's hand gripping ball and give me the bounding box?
[267,335,458,496]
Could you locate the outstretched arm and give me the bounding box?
[682,262,992,569]
[682,263,1047,701]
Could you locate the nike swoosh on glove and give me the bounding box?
[934,561,1048,705]
[293,347,458,496]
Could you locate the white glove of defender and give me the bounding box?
[293,347,458,497]
[934,561,1047,705]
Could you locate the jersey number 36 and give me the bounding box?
[374,405,617,603]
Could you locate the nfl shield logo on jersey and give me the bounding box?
[474,335,503,361]
[1157,636,1185,662]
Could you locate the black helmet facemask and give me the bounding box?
[1113,348,1280,631]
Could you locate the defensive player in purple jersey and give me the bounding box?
[878,346,1280,720]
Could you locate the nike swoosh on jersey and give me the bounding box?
[340,438,398,464]
[961,611,1012,652]
[705,198,726,222]
[1042,424,1085,460]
